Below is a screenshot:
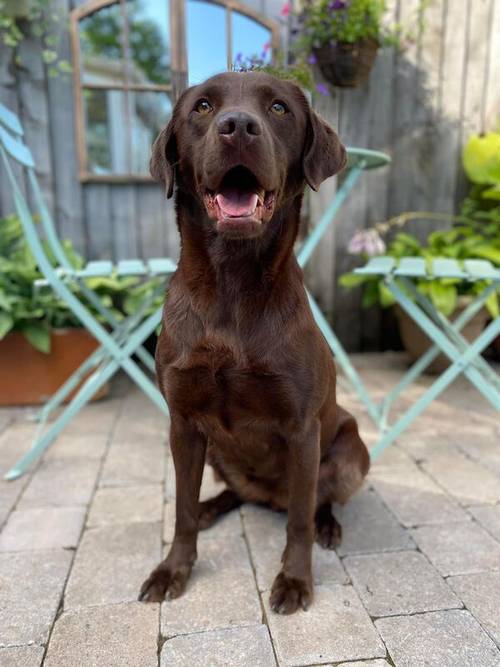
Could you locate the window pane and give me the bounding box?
[79,4,126,86]
[232,12,272,69]
[126,0,171,86]
[129,91,172,173]
[84,88,129,174]
[187,0,227,85]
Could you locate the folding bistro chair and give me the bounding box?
[0,103,176,480]
[354,256,500,459]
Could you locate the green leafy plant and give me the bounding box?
[233,51,315,93]
[0,0,71,76]
[340,207,500,318]
[0,214,165,353]
[340,127,500,318]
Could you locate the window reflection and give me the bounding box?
[187,0,227,84]
[126,0,171,85]
[130,91,172,173]
[233,12,272,67]
[79,5,125,86]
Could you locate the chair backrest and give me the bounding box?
[0,103,74,271]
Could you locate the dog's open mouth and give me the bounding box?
[204,166,275,234]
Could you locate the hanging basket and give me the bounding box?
[313,38,379,88]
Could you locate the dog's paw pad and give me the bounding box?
[270,572,313,615]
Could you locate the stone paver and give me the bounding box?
[17,457,100,508]
[0,506,85,551]
[241,504,348,591]
[0,549,72,645]
[376,610,500,667]
[87,484,163,528]
[264,584,385,666]
[422,451,500,506]
[2,364,500,666]
[163,498,243,543]
[337,661,390,667]
[44,432,109,461]
[161,536,262,637]
[370,460,467,527]
[448,571,500,648]
[64,521,161,609]
[161,625,276,667]
[344,550,460,617]
[100,438,165,487]
[0,645,45,666]
[469,504,500,541]
[334,487,415,556]
[411,521,500,576]
[44,602,159,667]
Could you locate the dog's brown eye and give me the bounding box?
[195,99,213,115]
[270,101,287,116]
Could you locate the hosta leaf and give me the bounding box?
[0,312,14,339]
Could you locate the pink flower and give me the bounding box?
[348,230,386,256]
[281,2,290,16]
[262,42,271,53]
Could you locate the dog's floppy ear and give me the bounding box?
[303,110,347,191]
[150,117,176,199]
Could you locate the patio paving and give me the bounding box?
[0,352,499,666]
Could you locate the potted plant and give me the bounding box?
[293,0,427,89]
[339,207,499,372]
[0,214,164,405]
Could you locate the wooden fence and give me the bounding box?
[0,0,498,349]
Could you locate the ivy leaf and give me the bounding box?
[21,323,51,354]
[485,290,499,319]
[338,272,367,288]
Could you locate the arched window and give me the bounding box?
[71,0,279,180]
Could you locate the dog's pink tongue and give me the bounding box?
[216,189,258,217]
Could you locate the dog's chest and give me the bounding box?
[165,340,297,430]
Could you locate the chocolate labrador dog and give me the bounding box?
[139,71,369,614]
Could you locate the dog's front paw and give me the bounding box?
[270,572,313,614]
[138,561,192,603]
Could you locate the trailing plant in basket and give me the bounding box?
[0,214,164,353]
[294,0,430,88]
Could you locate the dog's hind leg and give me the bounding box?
[198,489,242,530]
[315,502,342,549]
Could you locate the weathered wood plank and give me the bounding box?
[46,0,86,253]
[483,0,500,129]
[0,44,26,215]
[83,184,113,259]
[136,184,169,259]
[16,35,55,218]
[110,186,139,260]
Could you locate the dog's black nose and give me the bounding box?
[217,111,262,138]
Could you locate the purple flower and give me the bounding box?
[315,82,329,96]
[329,0,346,9]
[307,53,317,64]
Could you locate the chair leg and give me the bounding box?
[370,316,500,461]
[306,290,382,426]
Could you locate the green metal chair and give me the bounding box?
[354,256,500,459]
[0,102,175,480]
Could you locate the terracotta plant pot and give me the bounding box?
[313,38,379,88]
[395,303,490,375]
[0,329,109,406]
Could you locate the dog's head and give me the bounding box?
[151,71,346,239]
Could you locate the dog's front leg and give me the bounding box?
[139,413,206,603]
[270,420,320,614]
